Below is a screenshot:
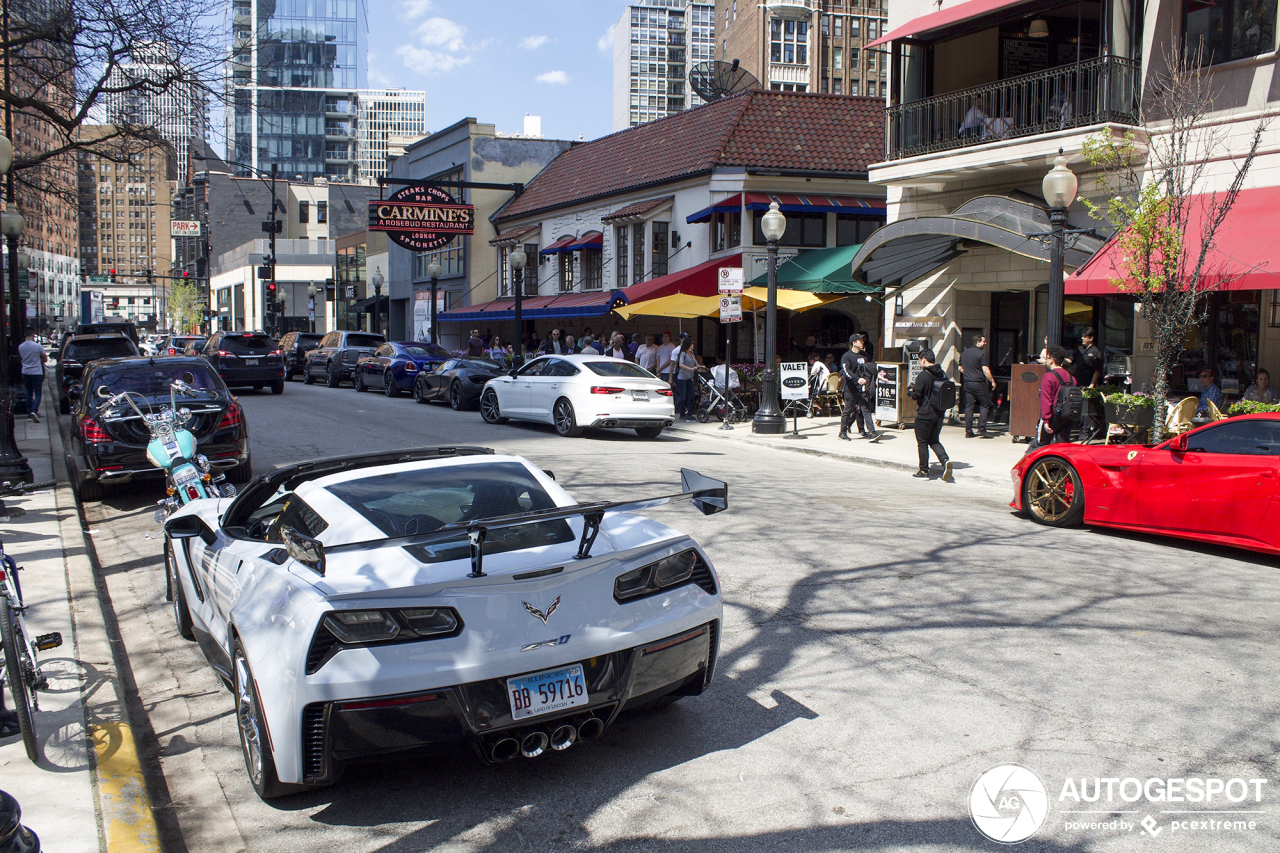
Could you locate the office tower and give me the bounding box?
[104,44,208,175]
[612,0,716,131]
[355,88,427,184]
[227,0,367,181]
[715,0,891,97]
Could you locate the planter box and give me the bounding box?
[1104,402,1154,427]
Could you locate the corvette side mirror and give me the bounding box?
[282,525,325,576]
[1171,434,1189,452]
[166,515,217,545]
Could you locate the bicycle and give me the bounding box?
[0,479,61,761]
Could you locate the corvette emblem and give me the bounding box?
[523,595,560,625]
[521,634,572,652]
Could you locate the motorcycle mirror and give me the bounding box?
[95,385,111,398]
[181,372,194,384]
[68,386,82,401]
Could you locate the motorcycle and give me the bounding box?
[99,376,236,523]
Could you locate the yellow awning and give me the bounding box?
[615,288,840,320]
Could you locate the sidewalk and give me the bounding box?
[0,387,159,852]
[666,411,1027,488]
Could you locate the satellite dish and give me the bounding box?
[689,59,760,103]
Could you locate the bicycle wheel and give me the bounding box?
[0,597,38,761]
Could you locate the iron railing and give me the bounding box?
[886,55,1140,161]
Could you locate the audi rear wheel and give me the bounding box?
[1023,457,1085,527]
[554,398,583,438]
[480,389,507,424]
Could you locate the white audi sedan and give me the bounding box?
[479,354,675,438]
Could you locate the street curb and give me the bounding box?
[47,387,169,853]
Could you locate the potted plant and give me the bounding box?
[1227,400,1280,417]
[1103,391,1155,427]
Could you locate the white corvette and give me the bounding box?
[162,447,726,799]
[479,353,676,438]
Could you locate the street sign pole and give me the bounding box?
[718,292,743,431]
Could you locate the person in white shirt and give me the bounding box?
[808,352,830,390]
[635,333,659,373]
[709,356,740,392]
[655,331,676,382]
[18,331,47,423]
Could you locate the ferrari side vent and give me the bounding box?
[305,627,338,675]
[690,554,717,596]
[301,703,328,781]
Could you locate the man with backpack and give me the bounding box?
[906,349,953,481]
[1032,346,1081,449]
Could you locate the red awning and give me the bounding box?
[566,231,604,251]
[617,253,743,302]
[540,235,577,255]
[1066,187,1280,295]
[867,0,1044,47]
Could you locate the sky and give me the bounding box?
[367,0,632,143]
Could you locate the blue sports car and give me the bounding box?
[354,342,451,397]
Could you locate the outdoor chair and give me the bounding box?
[1166,397,1198,435]
[1207,399,1227,421]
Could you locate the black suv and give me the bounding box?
[162,335,206,356]
[278,331,323,381]
[303,330,386,387]
[200,331,285,393]
[57,334,141,413]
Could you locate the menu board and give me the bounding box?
[1002,38,1049,78]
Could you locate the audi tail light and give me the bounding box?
[590,386,626,395]
[80,417,111,444]
[217,402,243,430]
[168,348,176,355]
[656,388,674,396]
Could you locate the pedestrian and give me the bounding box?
[486,335,509,364]
[838,334,878,441]
[466,329,485,357]
[629,333,642,357]
[959,333,996,438]
[636,333,659,374]
[656,331,676,383]
[606,334,633,361]
[18,331,46,423]
[1030,346,1077,449]
[808,351,830,388]
[541,328,571,355]
[674,337,699,420]
[1072,329,1103,388]
[906,348,952,481]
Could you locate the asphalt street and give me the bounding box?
[75,379,1280,853]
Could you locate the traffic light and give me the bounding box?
[108,268,117,283]
[182,270,190,280]
[146,269,154,284]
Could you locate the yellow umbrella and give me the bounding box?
[613,292,722,320]
[741,287,838,313]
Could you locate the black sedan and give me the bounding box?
[412,357,505,410]
[354,341,451,397]
[57,334,141,414]
[200,332,285,393]
[68,357,251,501]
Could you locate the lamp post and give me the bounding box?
[752,201,787,434]
[277,288,287,334]
[307,283,317,333]
[426,261,441,345]
[509,248,527,365]
[1042,152,1078,349]
[371,266,384,338]
[0,130,30,481]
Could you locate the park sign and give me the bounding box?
[368,185,475,252]
[171,220,202,237]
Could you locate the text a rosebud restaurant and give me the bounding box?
[1064,187,1280,405]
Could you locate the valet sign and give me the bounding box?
[367,185,475,251]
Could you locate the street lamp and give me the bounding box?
[371,266,384,338]
[1042,152,1078,349]
[307,282,318,333]
[509,249,526,365]
[277,288,288,334]
[426,261,441,346]
[0,132,29,481]
[752,201,787,434]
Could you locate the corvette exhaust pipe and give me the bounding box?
[519,729,549,759]
[576,716,605,742]
[489,737,520,763]
[549,724,576,751]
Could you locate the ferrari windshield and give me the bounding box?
[325,461,573,561]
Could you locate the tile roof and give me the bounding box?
[495,91,884,223]
[602,196,674,222]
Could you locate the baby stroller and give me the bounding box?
[694,371,748,424]
[780,372,825,419]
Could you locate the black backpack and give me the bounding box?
[928,376,957,413]
[1051,369,1084,423]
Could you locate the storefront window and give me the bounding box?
[753,212,826,247]
[1174,291,1260,396]
[1185,0,1276,65]
[835,214,884,246]
[713,210,741,251]
[1100,296,1135,377]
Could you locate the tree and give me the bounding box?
[1081,45,1267,441]
[167,278,202,334]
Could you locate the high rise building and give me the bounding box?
[715,0,890,98]
[227,0,367,181]
[612,0,716,131]
[104,44,208,175]
[355,88,427,184]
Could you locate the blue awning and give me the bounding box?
[686,194,743,224]
[540,235,577,255]
[436,289,630,323]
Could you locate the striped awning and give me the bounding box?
[540,235,577,255]
[742,193,886,215]
[489,224,540,246]
[685,194,743,224]
[565,231,603,251]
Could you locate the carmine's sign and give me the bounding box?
[367,185,475,251]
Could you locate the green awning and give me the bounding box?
[749,244,881,293]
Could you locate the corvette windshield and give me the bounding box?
[325,462,573,561]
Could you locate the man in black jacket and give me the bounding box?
[906,349,952,481]
[838,334,879,441]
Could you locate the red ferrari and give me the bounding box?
[1010,413,1280,554]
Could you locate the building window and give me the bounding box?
[317,201,327,223]
[867,51,876,71]
[850,17,859,37]
[713,210,741,251]
[616,225,629,285]
[632,222,645,284]
[836,213,884,246]
[1185,0,1276,64]
[582,249,603,290]
[833,47,843,70]
[821,15,829,36]
[651,221,669,278]
[770,18,808,64]
[298,201,309,224]
[834,16,843,38]
[849,79,859,95]
[834,78,843,94]
[415,237,465,279]
[558,252,575,292]
[821,77,829,93]
[522,242,539,295]
[754,211,826,247]
[850,47,859,67]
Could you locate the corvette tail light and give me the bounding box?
[614,549,707,603]
[80,417,111,444]
[656,388,674,397]
[306,607,463,674]
[217,402,243,430]
[591,386,625,395]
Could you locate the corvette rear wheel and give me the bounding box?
[234,640,305,799]
[1023,457,1085,527]
[480,389,507,424]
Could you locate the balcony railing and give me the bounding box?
[886,54,1139,161]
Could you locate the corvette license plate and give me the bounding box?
[507,664,588,721]
[246,359,259,366]
[632,390,648,401]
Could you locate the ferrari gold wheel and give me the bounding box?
[1024,457,1085,527]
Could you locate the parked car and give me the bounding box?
[162,335,206,357]
[278,332,324,381]
[353,341,451,397]
[57,334,141,414]
[162,446,727,799]
[74,321,139,346]
[480,354,675,439]
[199,331,285,394]
[303,330,386,387]
[413,357,506,410]
[67,356,251,500]
[1011,413,1280,554]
